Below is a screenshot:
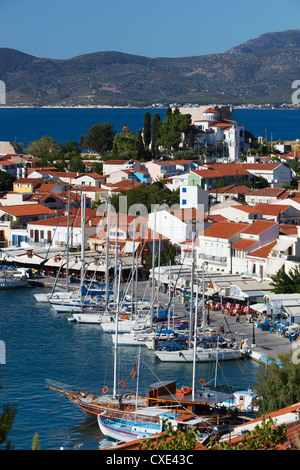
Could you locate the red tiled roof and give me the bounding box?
[14,178,41,184]
[231,239,258,250]
[0,204,57,217]
[209,184,250,195]
[104,180,142,190]
[254,204,291,215]
[246,240,277,259]
[241,163,281,170]
[207,214,228,221]
[192,163,250,178]
[245,188,287,197]
[241,220,278,235]
[167,207,205,221]
[231,205,262,213]
[204,107,219,113]
[279,224,298,235]
[200,221,249,239]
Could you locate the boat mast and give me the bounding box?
[156,234,161,317]
[113,261,122,398]
[150,210,156,329]
[201,262,205,334]
[189,231,195,347]
[114,213,119,304]
[131,217,136,320]
[192,280,199,400]
[134,346,141,421]
[66,190,70,292]
[80,193,86,299]
[105,201,111,303]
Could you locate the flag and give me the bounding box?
[130,360,136,379]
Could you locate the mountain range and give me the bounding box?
[1,29,300,107]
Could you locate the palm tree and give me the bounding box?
[270,265,300,294]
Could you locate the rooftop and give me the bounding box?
[241,220,278,235]
[200,221,249,239]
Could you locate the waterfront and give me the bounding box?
[0,283,266,450]
[0,107,299,147]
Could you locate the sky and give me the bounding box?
[0,0,300,59]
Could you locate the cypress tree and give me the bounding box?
[143,112,151,148]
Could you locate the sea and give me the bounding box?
[0,286,261,450]
[0,107,298,451]
[0,107,299,147]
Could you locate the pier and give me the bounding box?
[31,276,298,366]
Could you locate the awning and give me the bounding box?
[123,241,140,253]
[272,239,294,253]
[250,303,267,312]
[265,258,285,276]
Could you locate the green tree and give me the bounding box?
[270,265,300,294]
[254,352,300,415]
[160,108,191,151]
[84,122,115,154]
[112,124,136,158]
[211,416,287,450]
[151,113,162,157]
[110,183,179,213]
[27,136,62,165]
[0,372,17,449]
[139,420,198,450]
[0,171,15,191]
[134,130,145,159]
[143,111,151,148]
[32,432,41,450]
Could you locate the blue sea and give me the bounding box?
[0,106,296,451]
[0,107,299,148]
[0,286,260,450]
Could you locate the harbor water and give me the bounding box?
[0,285,261,450]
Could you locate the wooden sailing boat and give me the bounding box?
[46,218,148,417]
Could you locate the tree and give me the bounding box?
[0,171,15,191]
[151,113,162,157]
[139,420,198,450]
[84,122,115,154]
[27,136,62,164]
[211,416,287,450]
[112,124,136,158]
[0,372,17,449]
[254,352,300,415]
[143,112,151,148]
[270,265,300,294]
[160,108,191,151]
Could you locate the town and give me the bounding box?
[0,105,300,450]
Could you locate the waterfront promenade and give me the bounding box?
[34,277,297,365]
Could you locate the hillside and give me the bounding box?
[0,29,300,107]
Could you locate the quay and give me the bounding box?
[30,276,298,366]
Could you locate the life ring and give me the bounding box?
[120,381,126,387]
[102,386,109,394]
[199,379,206,386]
[182,386,189,394]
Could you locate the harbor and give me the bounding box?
[31,270,298,366]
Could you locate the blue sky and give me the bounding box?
[0,0,300,59]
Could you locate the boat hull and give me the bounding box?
[97,415,160,442]
[154,347,243,362]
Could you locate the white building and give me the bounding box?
[187,107,247,162]
[148,207,205,245]
[240,163,291,188]
[180,185,209,213]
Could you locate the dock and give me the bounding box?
[31,277,298,365]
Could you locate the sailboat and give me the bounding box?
[46,243,149,417]
[96,343,240,443]
[153,243,243,362]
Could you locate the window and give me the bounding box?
[182,199,187,205]
[182,187,187,193]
